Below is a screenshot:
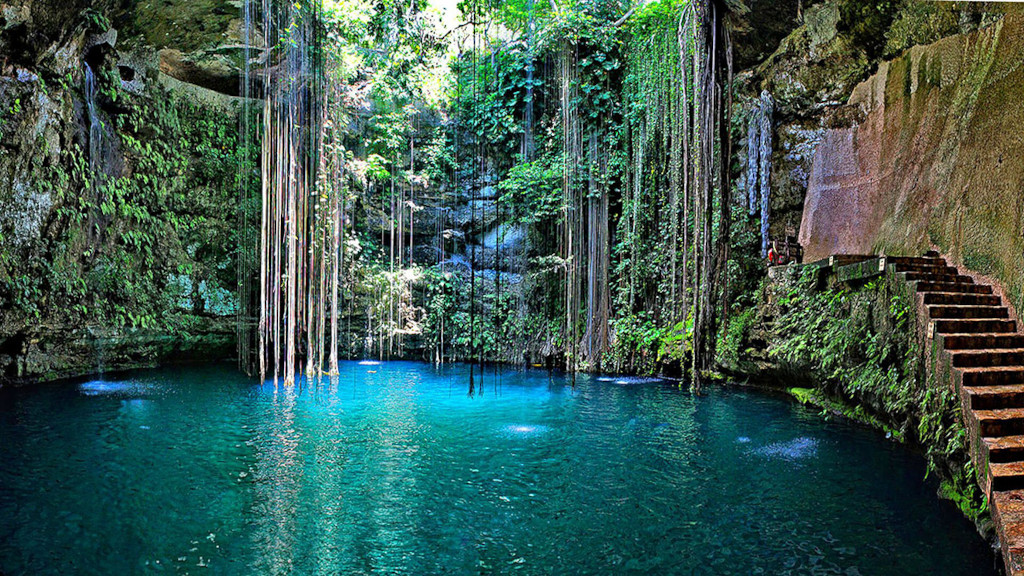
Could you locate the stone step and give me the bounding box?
[953,349,1024,368]
[914,281,993,294]
[828,254,876,267]
[902,271,975,283]
[806,254,875,270]
[965,385,1024,410]
[928,305,1009,320]
[894,263,958,275]
[991,462,1024,492]
[990,491,1024,575]
[975,408,1024,437]
[985,436,1024,463]
[959,366,1024,387]
[887,255,945,266]
[934,319,1017,334]
[898,252,1024,576]
[922,292,1002,306]
[942,333,1024,350]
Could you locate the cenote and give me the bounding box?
[0,362,998,575]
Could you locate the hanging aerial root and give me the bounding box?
[239,0,336,386]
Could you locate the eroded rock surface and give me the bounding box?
[799,12,1024,315]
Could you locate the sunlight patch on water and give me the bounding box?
[79,380,149,397]
[613,376,663,386]
[79,381,122,395]
[500,424,550,438]
[80,380,166,398]
[754,437,818,460]
[357,360,382,366]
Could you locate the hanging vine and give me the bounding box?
[233,0,745,384]
[611,0,741,387]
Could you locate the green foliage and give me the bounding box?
[767,274,986,521]
[82,8,110,32]
[788,387,817,405]
[570,46,621,121]
[717,307,757,369]
[420,267,457,353]
[656,317,692,365]
[451,46,538,163]
[607,311,694,375]
[884,1,960,57]
[498,155,563,223]
[837,0,903,59]
[474,0,554,33]
[629,0,689,33]
[365,153,391,183]
[421,129,458,186]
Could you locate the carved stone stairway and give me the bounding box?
[898,252,1024,575]
[781,251,1024,572]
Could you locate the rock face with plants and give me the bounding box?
[798,8,1024,318]
[0,2,248,382]
[2,0,1021,387]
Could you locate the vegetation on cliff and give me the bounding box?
[0,0,1016,542]
[737,269,987,523]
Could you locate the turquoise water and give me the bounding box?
[0,362,997,575]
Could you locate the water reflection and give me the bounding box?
[251,385,301,574]
[0,363,999,575]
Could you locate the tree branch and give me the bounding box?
[438,21,475,42]
[612,6,637,28]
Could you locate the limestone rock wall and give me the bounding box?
[799,11,1024,315]
[734,0,1003,248]
[0,2,246,384]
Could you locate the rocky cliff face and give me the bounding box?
[798,9,1024,317]
[735,0,1004,247]
[0,2,247,384]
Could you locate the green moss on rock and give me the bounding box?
[740,268,989,526]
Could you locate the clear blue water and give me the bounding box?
[0,361,998,575]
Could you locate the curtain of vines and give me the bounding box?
[240,0,331,385]
[559,30,615,373]
[691,0,733,388]
[617,5,690,330]
[616,0,733,388]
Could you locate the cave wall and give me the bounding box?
[0,2,248,384]
[798,9,1024,316]
[734,0,1006,247]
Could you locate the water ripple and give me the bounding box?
[0,362,997,575]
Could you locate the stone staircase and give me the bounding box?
[897,251,1024,574]
[782,250,1024,572]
